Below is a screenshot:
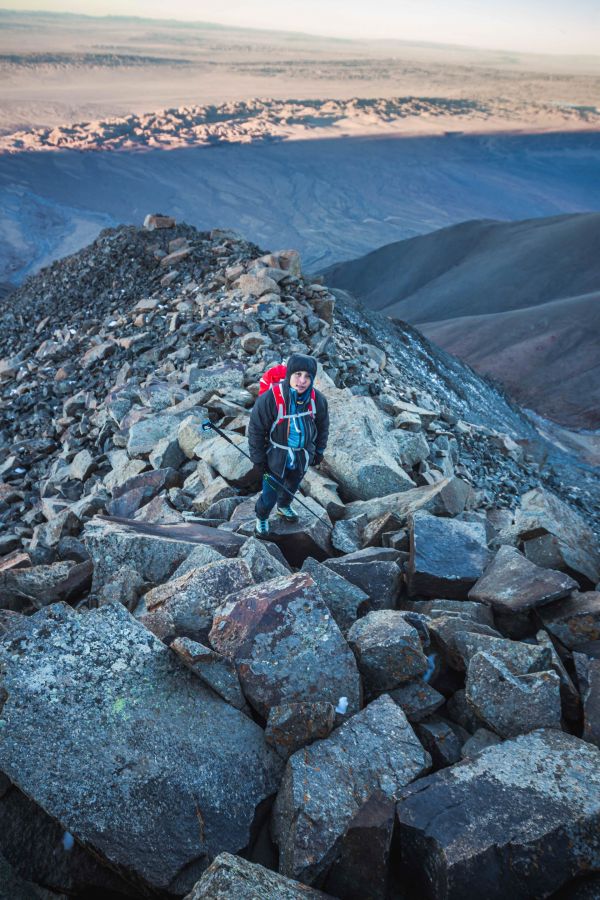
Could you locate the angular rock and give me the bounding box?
[301,468,345,520]
[69,449,95,481]
[388,680,446,723]
[397,729,600,899]
[515,487,600,586]
[0,559,92,613]
[468,545,578,613]
[272,694,430,883]
[332,516,365,554]
[414,715,465,768]
[188,361,244,396]
[538,591,600,655]
[460,727,503,758]
[347,610,428,692]
[191,476,236,514]
[465,651,562,737]
[301,556,369,634]
[361,511,404,549]
[574,652,600,748]
[149,435,186,470]
[407,511,491,599]
[0,604,283,894]
[321,386,416,501]
[209,572,362,718]
[139,558,254,644]
[392,430,430,467]
[85,517,245,594]
[323,557,401,610]
[195,433,255,487]
[184,853,331,899]
[171,637,247,710]
[238,536,291,583]
[426,615,503,670]
[172,543,225,577]
[342,478,452,523]
[126,410,192,459]
[265,702,335,760]
[321,792,395,900]
[107,467,182,518]
[97,565,146,611]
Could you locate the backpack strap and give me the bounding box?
[271,382,286,425]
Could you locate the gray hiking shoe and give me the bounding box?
[255,516,270,537]
[276,504,299,523]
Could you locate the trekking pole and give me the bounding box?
[201,420,331,528]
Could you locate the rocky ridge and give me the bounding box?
[0,216,599,898]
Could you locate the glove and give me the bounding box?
[311,452,324,467]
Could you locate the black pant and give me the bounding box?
[255,466,304,519]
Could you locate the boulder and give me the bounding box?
[209,572,362,719]
[538,591,600,656]
[347,610,428,692]
[0,603,283,895]
[515,487,600,586]
[414,716,465,768]
[465,651,562,737]
[468,545,578,613]
[407,511,491,599]
[392,430,430,467]
[272,694,430,884]
[301,557,369,634]
[388,680,446,722]
[238,536,291,583]
[426,615,503,671]
[265,702,335,760]
[188,361,244,396]
[460,727,503,758]
[107,467,182,518]
[396,729,600,899]
[574,653,600,748]
[320,792,395,900]
[0,559,92,613]
[183,853,331,899]
[323,557,401,610]
[195,433,255,487]
[126,410,193,458]
[171,637,247,710]
[342,478,452,523]
[138,558,254,644]
[301,468,345,520]
[85,517,245,594]
[172,543,225,577]
[191,476,236,514]
[332,516,365,554]
[321,386,416,501]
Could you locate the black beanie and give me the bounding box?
[285,353,317,388]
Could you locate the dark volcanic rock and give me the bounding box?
[407,511,491,599]
[468,545,578,613]
[170,637,248,710]
[321,791,395,900]
[209,572,361,718]
[184,852,332,899]
[323,557,402,609]
[539,591,600,655]
[396,729,600,900]
[347,610,428,691]
[0,603,283,895]
[265,701,336,760]
[272,694,430,884]
[574,652,600,748]
[388,680,446,722]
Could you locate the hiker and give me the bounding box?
[248,353,329,536]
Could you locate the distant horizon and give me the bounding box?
[1,3,599,57]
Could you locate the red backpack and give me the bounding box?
[258,365,317,426]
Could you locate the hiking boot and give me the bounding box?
[276,505,299,523]
[255,516,270,537]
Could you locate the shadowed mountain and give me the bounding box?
[321,213,600,428]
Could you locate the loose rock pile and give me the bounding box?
[1,217,599,898]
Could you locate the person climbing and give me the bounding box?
[248,353,329,537]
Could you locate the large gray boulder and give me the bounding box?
[272,694,430,884]
[468,545,578,613]
[138,558,254,644]
[323,556,402,610]
[515,487,600,586]
[407,511,491,599]
[0,604,283,895]
[209,573,361,718]
[321,386,416,501]
[465,650,562,737]
[396,729,600,899]
[341,478,452,523]
[184,852,332,899]
[85,517,245,594]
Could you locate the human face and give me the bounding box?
[290,370,311,392]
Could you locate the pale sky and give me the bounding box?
[4,0,600,55]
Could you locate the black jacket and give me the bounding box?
[247,382,330,479]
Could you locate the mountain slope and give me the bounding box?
[321,213,600,428]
